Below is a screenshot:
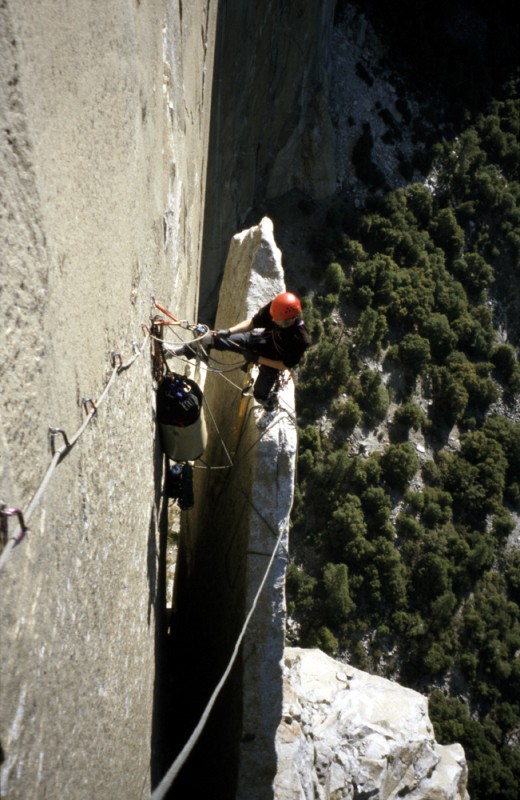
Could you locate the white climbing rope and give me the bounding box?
[150,514,288,800]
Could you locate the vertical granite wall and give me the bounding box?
[0,1,217,797]
[198,0,337,321]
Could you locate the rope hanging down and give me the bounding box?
[150,513,288,800]
[0,336,147,573]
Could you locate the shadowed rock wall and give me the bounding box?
[0,1,216,797]
[199,0,337,321]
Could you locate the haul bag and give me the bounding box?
[157,374,207,461]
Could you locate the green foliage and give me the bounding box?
[429,691,520,800]
[323,262,346,294]
[326,495,368,562]
[453,306,494,358]
[505,550,520,602]
[355,306,388,351]
[492,343,520,391]
[421,312,457,359]
[397,332,431,374]
[430,207,465,261]
[424,640,453,674]
[381,442,419,491]
[314,626,339,655]
[335,398,362,432]
[290,77,520,800]
[429,351,499,424]
[440,430,507,522]
[352,252,398,306]
[392,402,425,435]
[492,511,515,541]
[299,333,351,401]
[453,252,494,296]
[286,563,316,618]
[354,369,390,426]
[361,486,392,531]
[321,562,355,624]
[406,183,433,225]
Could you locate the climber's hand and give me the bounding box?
[214,328,231,338]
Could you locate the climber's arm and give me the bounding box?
[228,318,255,334]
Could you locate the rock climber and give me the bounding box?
[171,291,310,409]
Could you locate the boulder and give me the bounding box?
[274,647,469,800]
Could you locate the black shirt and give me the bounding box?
[252,302,310,368]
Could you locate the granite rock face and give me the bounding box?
[0,2,216,797]
[199,0,338,319]
[274,648,469,800]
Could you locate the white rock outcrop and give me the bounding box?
[275,648,469,800]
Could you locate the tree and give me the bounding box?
[286,563,317,618]
[326,495,368,561]
[429,364,469,422]
[324,261,346,294]
[397,332,431,374]
[336,398,362,432]
[421,312,457,359]
[411,552,451,605]
[392,402,425,436]
[381,442,419,491]
[321,562,355,624]
[431,207,465,261]
[424,641,453,674]
[314,626,339,655]
[453,252,494,296]
[406,183,433,226]
[492,343,520,390]
[361,486,392,531]
[355,306,388,350]
[356,369,390,425]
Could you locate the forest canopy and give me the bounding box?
[289,71,520,800]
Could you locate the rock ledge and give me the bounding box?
[274,647,469,800]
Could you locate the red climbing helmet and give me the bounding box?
[270,292,302,321]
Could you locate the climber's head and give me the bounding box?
[270,292,302,327]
